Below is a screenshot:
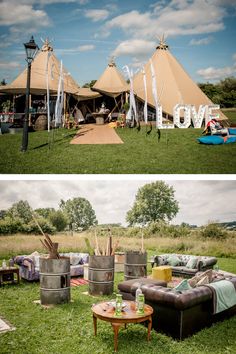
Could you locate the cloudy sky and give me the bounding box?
[0,178,235,226]
[0,0,236,86]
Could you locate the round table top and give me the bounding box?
[92,300,153,322]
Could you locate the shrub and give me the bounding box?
[200,223,228,240]
[0,217,24,235]
[24,218,56,235]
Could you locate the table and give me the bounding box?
[92,300,153,352]
[92,113,109,125]
[0,267,20,286]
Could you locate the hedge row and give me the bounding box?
[0,217,56,235]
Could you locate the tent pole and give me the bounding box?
[63,93,66,126]
[93,98,95,112]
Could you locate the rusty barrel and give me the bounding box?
[39,257,71,305]
[124,251,147,280]
[88,255,114,295]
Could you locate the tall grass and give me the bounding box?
[1,232,235,259]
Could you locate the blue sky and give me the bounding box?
[0,0,236,86]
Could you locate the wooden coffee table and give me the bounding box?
[0,267,20,286]
[92,300,153,352]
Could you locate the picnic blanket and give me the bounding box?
[205,280,236,314]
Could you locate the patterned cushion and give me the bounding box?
[196,276,209,287]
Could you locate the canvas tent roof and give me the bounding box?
[133,39,227,121]
[76,87,101,101]
[92,60,128,97]
[0,40,79,95]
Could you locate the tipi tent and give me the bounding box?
[0,40,79,95]
[92,59,128,97]
[133,38,227,121]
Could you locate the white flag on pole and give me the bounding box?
[55,60,64,127]
[150,60,159,128]
[142,67,148,124]
[123,65,137,124]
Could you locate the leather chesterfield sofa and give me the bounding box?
[118,277,236,339]
[152,254,217,278]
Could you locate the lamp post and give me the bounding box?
[21,36,39,152]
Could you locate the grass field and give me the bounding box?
[0,257,235,354]
[0,234,236,353]
[0,112,236,174]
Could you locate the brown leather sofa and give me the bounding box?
[118,277,236,339]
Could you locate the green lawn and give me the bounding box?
[0,258,235,354]
[1,112,236,174]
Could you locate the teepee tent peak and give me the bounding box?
[92,59,128,97]
[0,40,80,95]
[133,39,227,121]
[41,38,54,52]
[156,34,169,50]
[108,56,116,67]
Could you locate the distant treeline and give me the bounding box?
[198,77,236,108]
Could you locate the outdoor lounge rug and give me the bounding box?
[70,124,123,145]
[70,278,88,287]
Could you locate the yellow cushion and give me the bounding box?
[152,266,172,282]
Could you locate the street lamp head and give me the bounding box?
[24,36,39,64]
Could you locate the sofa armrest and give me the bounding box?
[197,257,217,271]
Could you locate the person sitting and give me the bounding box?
[203,119,228,136]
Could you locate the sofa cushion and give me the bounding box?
[196,275,209,287]
[174,279,192,292]
[167,255,181,267]
[186,256,198,269]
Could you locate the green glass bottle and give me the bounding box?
[115,294,122,317]
[137,293,145,314]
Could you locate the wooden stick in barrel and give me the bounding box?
[141,227,144,253]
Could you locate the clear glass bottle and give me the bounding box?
[2,259,6,269]
[135,284,142,309]
[115,294,122,316]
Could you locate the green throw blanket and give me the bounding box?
[206,280,236,314]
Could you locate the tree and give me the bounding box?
[48,210,68,232]
[82,80,97,88]
[126,181,179,226]
[35,208,55,219]
[1,79,7,86]
[6,200,32,223]
[60,197,97,231]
